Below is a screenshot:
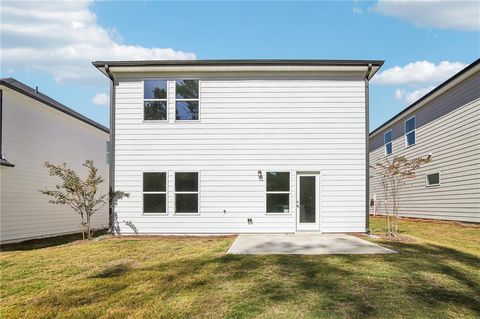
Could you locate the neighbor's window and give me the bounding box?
[384,130,393,156]
[175,172,199,213]
[106,141,110,165]
[175,80,199,121]
[144,80,168,121]
[266,172,290,213]
[426,172,440,187]
[405,116,416,147]
[143,172,167,213]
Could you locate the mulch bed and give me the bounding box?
[355,232,416,243]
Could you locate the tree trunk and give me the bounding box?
[86,213,91,240]
[80,213,86,240]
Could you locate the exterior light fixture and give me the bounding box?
[257,170,263,180]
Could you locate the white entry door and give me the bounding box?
[296,173,320,231]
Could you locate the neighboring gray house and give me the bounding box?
[0,78,110,243]
[94,59,383,234]
[369,59,480,223]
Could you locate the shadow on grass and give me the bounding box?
[89,262,131,279]
[28,238,480,318]
[377,241,480,313]
[0,229,109,252]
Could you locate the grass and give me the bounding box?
[1,217,479,319]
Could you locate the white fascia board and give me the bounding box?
[107,65,376,75]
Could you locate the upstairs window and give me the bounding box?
[266,172,290,213]
[175,172,199,213]
[175,80,199,121]
[144,80,167,121]
[405,116,416,147]
[384,130,393,156]
[143,172,167,214]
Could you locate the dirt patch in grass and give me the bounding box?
[377,234,416,242]
[356,233,416,243]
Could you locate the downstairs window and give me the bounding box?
[266,172,290,213]
[175,172,199,213]
[143,172,167,213]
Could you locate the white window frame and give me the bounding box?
[384,129,393,156]
[142,171,168,215]
[265,171,291,214]
[143,79,168,122]
[404,116,416,148]
[174,79,201,122]
[174,171,200,215]
[426,172,441,187]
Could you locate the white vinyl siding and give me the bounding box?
[113,75,367,233]
[0,87,109,243]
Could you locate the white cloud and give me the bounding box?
[0,0,196,84]
[373,60,467,85]
[353,7,364,15]
[394,86,435,104]
[92,93,109,106]
[353,0,368,15]
[373,0,480,31]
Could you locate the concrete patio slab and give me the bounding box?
[227,233,396,255]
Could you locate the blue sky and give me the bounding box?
[1,0,479,130]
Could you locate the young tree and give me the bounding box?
[40,160,128,240]
[371,155,431,237]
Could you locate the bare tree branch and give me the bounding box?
[371,155,431,237]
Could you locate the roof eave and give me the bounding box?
[93,59,384,80]
[92,59,384,68]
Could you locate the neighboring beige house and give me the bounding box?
[369,59,480,223]
[0,78,110,243]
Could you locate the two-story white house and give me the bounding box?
[94,59,383,234]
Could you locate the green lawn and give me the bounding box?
[1,217,479,319]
